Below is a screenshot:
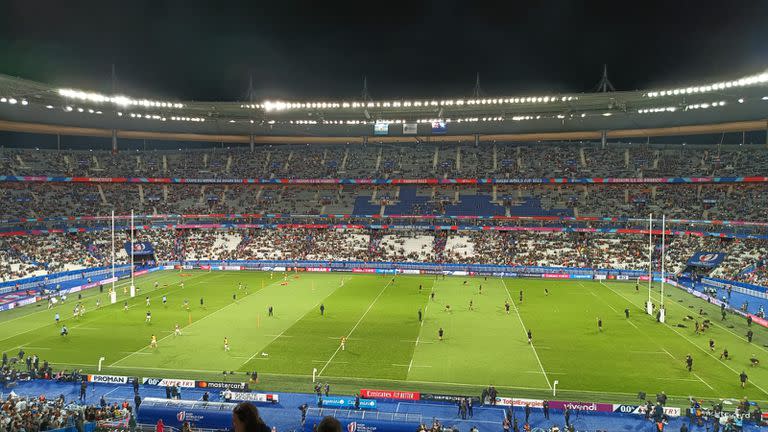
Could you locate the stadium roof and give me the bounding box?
[0,70,767,142]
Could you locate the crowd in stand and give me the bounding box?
[2,228,768,289]
[3,182,768,225]
[0,347,131,432]
[0,391,131,432]
[6,142,768,179]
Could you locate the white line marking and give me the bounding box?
[661,348,676,360]
[408,278,438,374]
[108,274,232,367]
[312,360,349,364]
[1,272,211,347]
[694,373,715,390]
[0,278,132,325]
[240,277,349,367]
[501,277,552,390]
[57,361,716,400]
[392,363,431,368]
[318,279,393,376]
[586,282,637,329]
[660,377,700,382]
[647,288,768,356]
[588,289,619,313]
[600,281,768,397]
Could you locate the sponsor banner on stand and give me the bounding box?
[142,378,196,388]
[570,274,593,280]
[375,269,398,274]
[227,392,279,403]
[612,404,639,414]
[614,404,681,417]
[616,275,630,280]
[360,389,420,400]
[223,266,242,271]
[138,398,235,429]
[687,252,726,268]
[306,413,420,432]
[196,381,249,391]
[318,396,377,409]
[495,397,544,408]
[421,393,481,404]
[125,242,155,256]
[402,269,421,275]
[87,374,130,384]
[594,274,607,280]
[542,273,570,279]
[352,268,376,273]
[548,400,614,412]
[306,267,331,272]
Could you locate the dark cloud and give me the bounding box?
[0,0,766,101]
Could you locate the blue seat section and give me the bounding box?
[444,195,505,216]
[352,196,381,214]
[509,197,573,217]
[353,187,573,217]
[382,186,436,215]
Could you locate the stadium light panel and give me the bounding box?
[8,98,17,104]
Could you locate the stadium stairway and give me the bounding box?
[2,380,763,432]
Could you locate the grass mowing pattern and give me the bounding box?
[1,270,766,405]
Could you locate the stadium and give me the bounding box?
[1,4,768,432]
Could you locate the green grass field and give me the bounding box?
[1,270,767,406]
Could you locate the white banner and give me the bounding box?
[88,374,129,384]
[495,397,544,408]
[403,123,418,134]
[622,404,681,417]
[594,274,607,280]
[142,377,196,388]
[227,391,279,403]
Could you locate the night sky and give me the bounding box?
[0,0,766,102]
